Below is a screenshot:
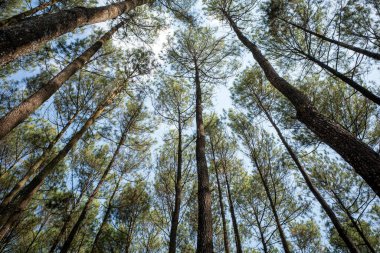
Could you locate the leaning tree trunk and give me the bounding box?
[221,162,242,253]
[0,0,150,65]
[281,19,380,61]
[223,11,380,197]
[210,140,230,253]
[0,110,78,208]
[0,84,123,241]
[252,156,291,253]
[195,68,214,253]
[60,106,137,253]
[331,190,375,253]
[299,50,380,106]
[251,91,359,253]
[168,119,183,253]
[0,0,61,28]
[90,175,123,253]
[0,21,123,141]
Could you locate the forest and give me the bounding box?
[0,0,379,252]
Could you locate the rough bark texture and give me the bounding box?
[224,11,380,197]
[252,92,359,253]
[0,0,149,65]
[60,108,137,253]
[282,19,380,61]
[0,110,78,208]
[0,0,61,28]
[0,85,122,241]
[300,51,380,106]
[210,140,230,253]
[195,68,214,253]
[221,163,242,253]
[168,120,183,253]
[0,22,123,141]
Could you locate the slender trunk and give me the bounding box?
[252,157,291,253]
[60,108,136,253]
[252,211,268,253]
[300,50,380,106]
[0,110,78,208]
[251,91,359,252]
[195,68,214,253]
[25,214,50,253]
[281,19,380,61]
[0,22,123,141]
[332,191,376,253]
[210,140,230,253]
[0,0,150,65]
[223,11,380,197]
[90,175,123,253]
[0,84,122,241]
[0,0,61,28]
[221,163,242,253]
[168,119,183,253]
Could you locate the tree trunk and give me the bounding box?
[0,84,123,241]
[0,110,78,208]
[252,211,269,253]
[90,175,123,253]
[223,11,380,197]
[252,156,291,253]
[281,19,380,61]
[210,140,230,253]
[0,0,150,65]
[221,163,242,253]
[60,106,137,253]
[250,91,359,253]
[195,68,214,253]
[300,50,380,106]
[168,119,183,253]
[0,0,61,28]
[0,21,123,141]
[332,191,376,253]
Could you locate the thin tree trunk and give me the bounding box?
[0,0,150,65]
[0,84,123,241]
[210,139,230,253]
[60,106,138,253]
[168,118,183,253]
[0,110,78,208]
[252,156,291,253]
[0,0,61,28]
[250,91,359,253]
[281,19,380,60]
[25,214,50,253]
[90,175,123,253]
[0,22,123,141]
[221,162,242,253]
[223,11,380,197]
[195,68,214,253]
[252,211,268,253]
[299,50,380,106]
[331,191,376,253]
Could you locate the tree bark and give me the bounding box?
[250,91,359,253]
[0,84,123,241]
[223,11,380,197]
[0,0,61,28]
[0,110,78,208]
[281,19,380,61]
[60,105,137,253]
[299,50,380,106]
[195,68,214,253]
[210,139,230,253]
[221,162,242,253]
[0,21,123,141]
[168,118,183,253]
[0,0,150,65]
